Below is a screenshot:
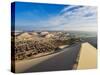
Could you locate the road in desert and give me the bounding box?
[15,43,81,73]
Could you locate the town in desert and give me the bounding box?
[13,31,81,60]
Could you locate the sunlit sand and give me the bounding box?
[77,42,97,69]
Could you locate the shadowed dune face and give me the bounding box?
[11,31,97,73]
[15,43,81,73]
[14,42,97,73]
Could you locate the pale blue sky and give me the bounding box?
[14,2,97,32]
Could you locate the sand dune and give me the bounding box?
[77,42,97,69]
[15,42,97,73]
[15,43,81,73]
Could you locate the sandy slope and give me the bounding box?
[15,43,81,73]
[77,42,97,69]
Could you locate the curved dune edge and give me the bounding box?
[77,42,97,69]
